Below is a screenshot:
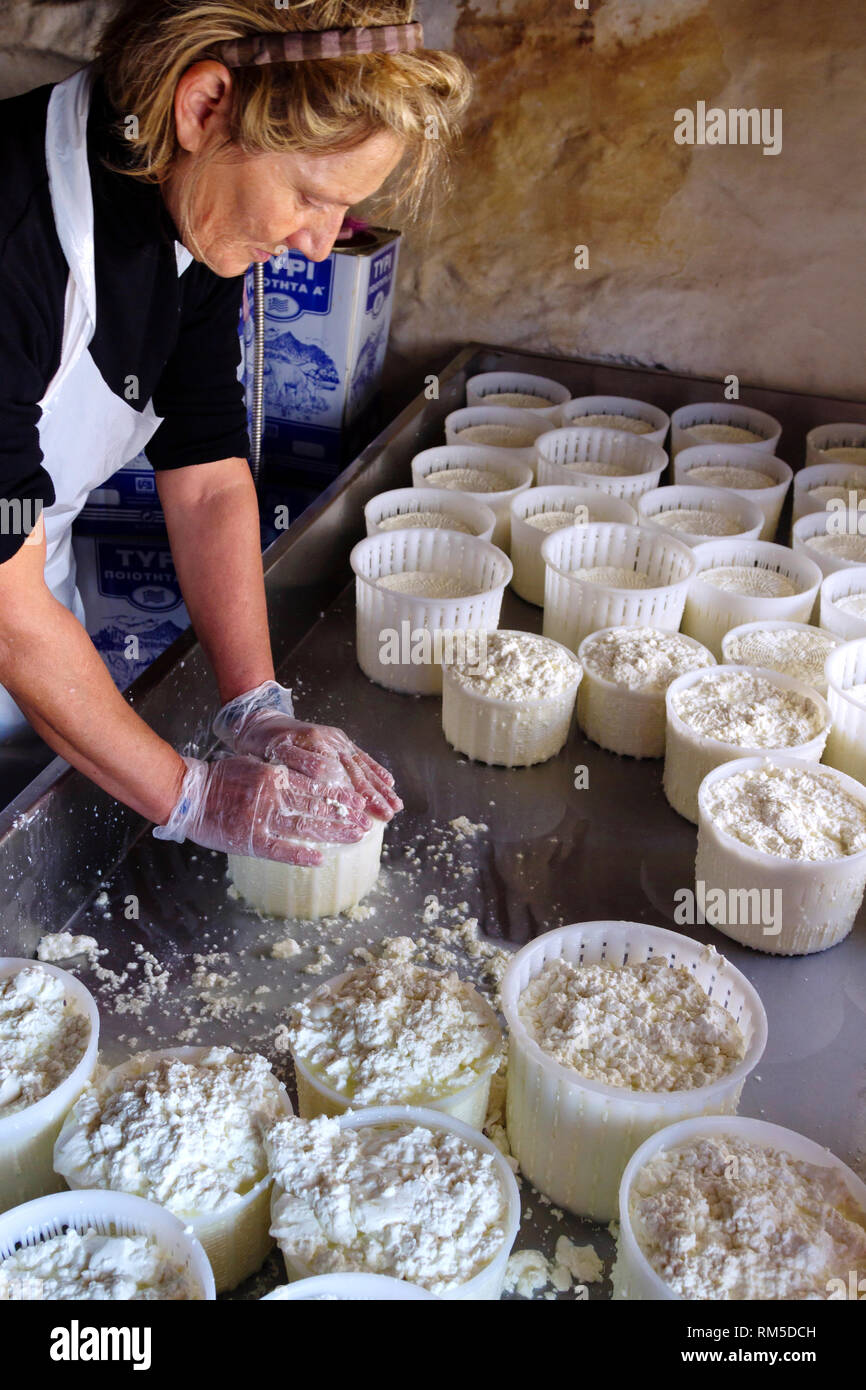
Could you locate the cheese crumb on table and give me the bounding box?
[686,465,775,490]
[629,1134,866,1299]
[287,961,502,1106]
[702,762,866,860]
[426,466,511,493]
[54,1047,285,1213]
[0,1229,197,1301]
[267,1115,510,1294]
[581,627,713,692]
[518,956,746,1092]
[0,965,89,1115]
[670,670,825,747]
[36,932,100,962]
[698,565,797,597]
[504,1237,604,1298]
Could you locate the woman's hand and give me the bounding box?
[214,680,402,820]
[153,754,372,865]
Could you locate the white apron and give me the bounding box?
[0,64,193,739]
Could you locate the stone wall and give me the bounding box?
[3,0,863,404]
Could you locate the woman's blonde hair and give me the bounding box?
[96,0,473,222]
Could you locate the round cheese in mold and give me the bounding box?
[228,819,386,921]
[577,626,715,758]
[664,666,830,824]
[695,755,866,954]
[441,629,581,766]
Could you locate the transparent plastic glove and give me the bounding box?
[213,680,402,820]
[152,755,372,865]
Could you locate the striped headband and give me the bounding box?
[215,22,424,68]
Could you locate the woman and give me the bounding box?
[0,1,471,862]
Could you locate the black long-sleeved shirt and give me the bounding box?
[0,70,249,564]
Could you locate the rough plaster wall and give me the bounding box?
[2,0,862,403]
[391,0,865,402]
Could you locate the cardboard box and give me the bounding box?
[72,454,190,692]
[241,227,401,472]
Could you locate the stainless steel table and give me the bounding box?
[1,345,864,1300]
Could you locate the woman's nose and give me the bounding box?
[292,208,349,263]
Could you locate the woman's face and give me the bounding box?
[164,62,405,277]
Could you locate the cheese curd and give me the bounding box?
[629,1134,866,1299]
[54,1048,284,1213]
[670,670,824,748]
[686,465,776,490]
[426,467,511,493]
[0,966,89,1116]
[702,763,866,860]
[267,1116,510,1294]
[0,1228,196,1301]
[517,956,746,1092]
[287,963,502,1107]
[376,571,476,598]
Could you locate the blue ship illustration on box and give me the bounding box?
[241,228,401,466]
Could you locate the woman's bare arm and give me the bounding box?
[0,516,186,822]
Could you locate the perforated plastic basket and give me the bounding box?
[805,422,866,469]
[673,444,792,540]
[0,1188,215,1300]
[410,445,533,550]
[536,427,668,502]
[721,619,842,695]
[682,538,821,658]
[501,921,767,1223]
[541,522,696,654]
[510,485,637,606]
[54,1046,292,1293]
[612,1115,866,1300]
[663,664,831,824]
[820,567,866,641]
[695,752,866,955]
[0,959,99,1215]
[441,629,582,767]
[637,484,763,547]
[466,371,569,420]
[271,1105,521,1301]
[351,528,512,695]
[576,627,715,759]
[559,394,670,445]
[364,486,496,542]
[670,402,781,456]
[792,509,866,579]
[823,638,866,789]
[444,405,551,473]
[792,460,866,522]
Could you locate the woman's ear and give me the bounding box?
[173,60,233,154]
